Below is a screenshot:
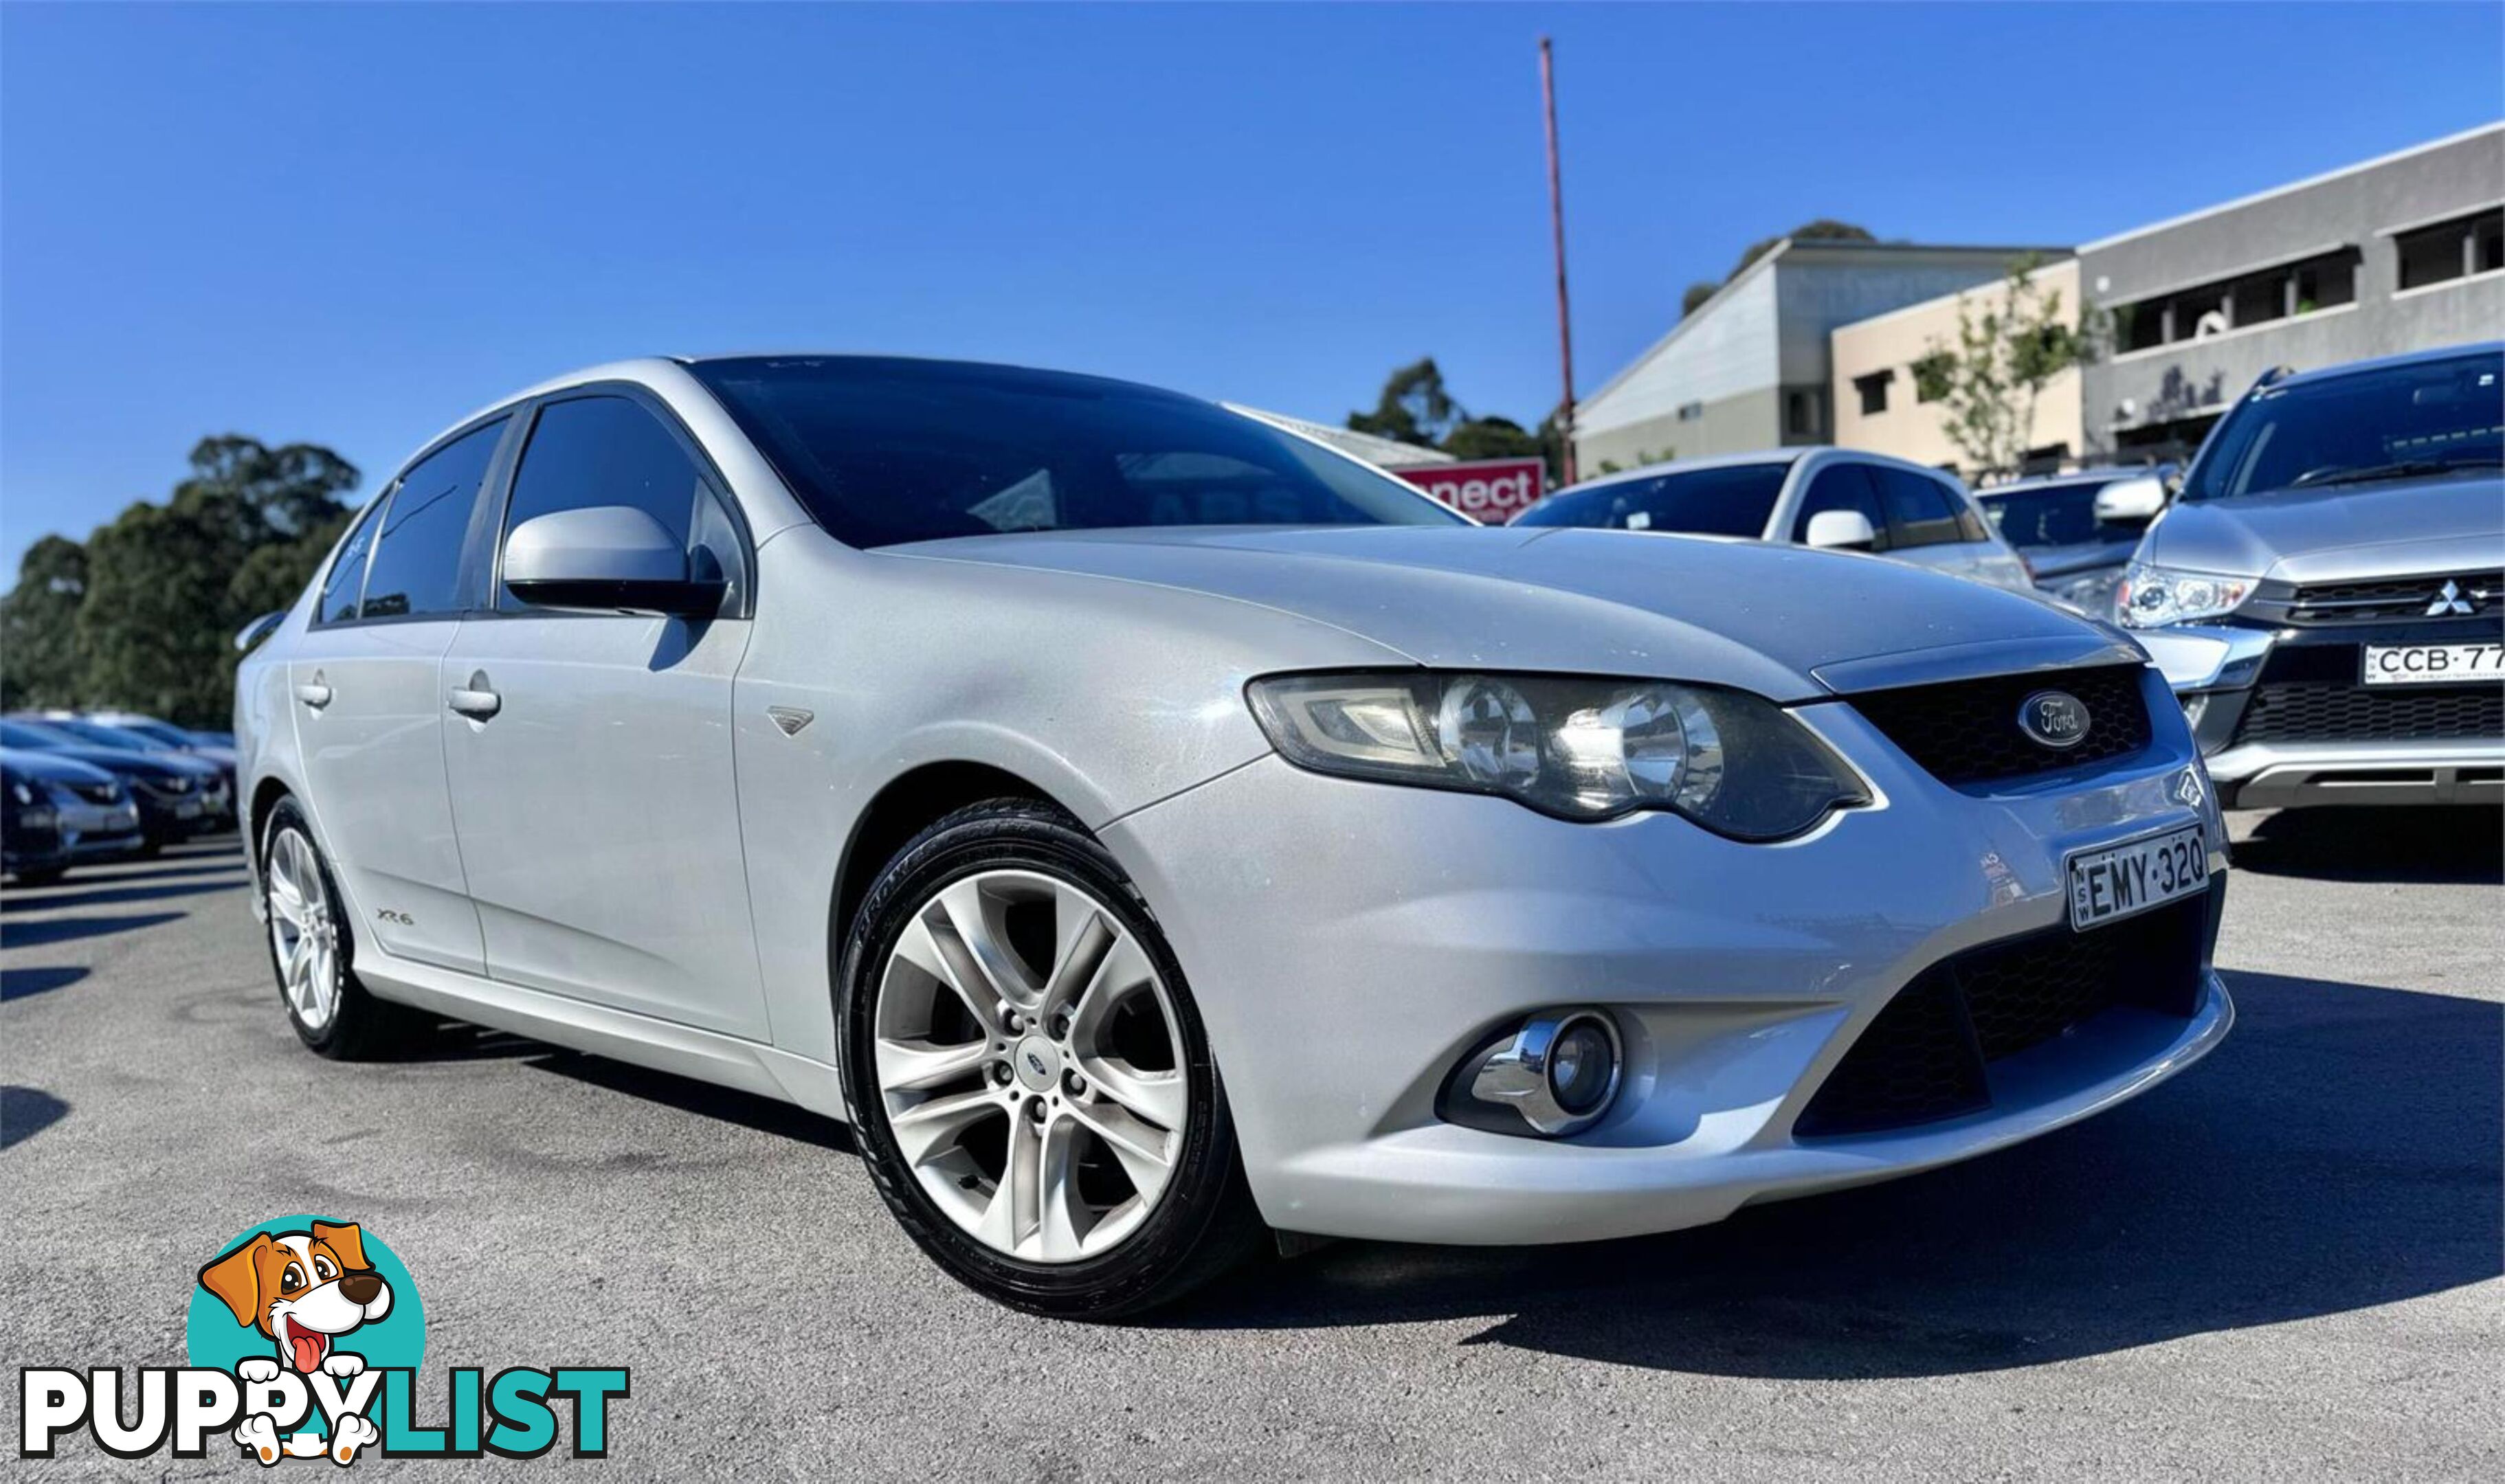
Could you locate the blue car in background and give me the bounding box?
[2,747,146,882]
[0,719,227,855]
[1974,466,2172,618]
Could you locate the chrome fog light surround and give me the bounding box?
[1453,1009,1624,1138]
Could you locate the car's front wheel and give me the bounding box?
[838,800,1262,1318]
[259,798,419,1059]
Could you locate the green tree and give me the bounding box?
[1,434,359,726]
[0,535,91,711]
[1346,357,1465,448]
[1919,254,2102,480]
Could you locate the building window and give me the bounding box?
[2396,207,2505,290]
[2110,247,2361,352]
[1853,370,1893,417]
[1675,401,1704,422]
[1784,387,1822,438]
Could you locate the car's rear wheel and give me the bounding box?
[838,799,1262,1318]
[260,798,419,1059]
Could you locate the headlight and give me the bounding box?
[7,780,32,806]
[2116,563,2253,627]
[1245,671,1869,838]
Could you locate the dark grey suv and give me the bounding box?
[2123,344,2503,809]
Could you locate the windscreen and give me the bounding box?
[2183,350,2503,501]
[1511,464,1787,537]
[1983,482,2131,550]
[687,357,1467,548]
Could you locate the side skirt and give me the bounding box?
[355,952,853,1125]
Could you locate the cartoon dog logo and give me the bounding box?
[199,1221,393,1463]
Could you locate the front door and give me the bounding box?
[439,390,767,1038]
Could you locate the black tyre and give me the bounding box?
[258,797,421,1059]
[838,799,1265,1319]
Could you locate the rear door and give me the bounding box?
[439,389,766,1037]
[287,416,513,974]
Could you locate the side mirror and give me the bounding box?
[1805,508,1878,551]
[503,506,723,616]
[2094,475,2168,527]
[234,611,287,653]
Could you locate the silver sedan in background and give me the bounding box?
[234,355,2230,1316]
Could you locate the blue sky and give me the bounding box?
[4,2,2500,570]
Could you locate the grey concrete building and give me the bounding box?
[1572,238,2061,475]
[2081,122,2505,462]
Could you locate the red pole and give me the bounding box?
[1540,36,1578,488]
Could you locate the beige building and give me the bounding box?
[1829,256,2087,480]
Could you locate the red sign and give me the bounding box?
[1395,458,1548,523]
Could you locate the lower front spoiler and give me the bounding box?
[1268,972,2234,1248]
[2205,739,2505,809]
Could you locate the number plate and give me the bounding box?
[2067,824,2208,932]
[2362,642,2505,686]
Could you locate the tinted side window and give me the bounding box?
[505,396,705,544]
[500,394,743,611]
[316,499,385,625]
[1790,464,1890,551]
[1874,467,1966,548]
[358,420,506,620]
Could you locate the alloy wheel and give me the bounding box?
[265,827,341,1032]
[871,868,1189,1263]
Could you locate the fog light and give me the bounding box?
[1451,1008,1623,1137]
[1547,1018,1616,1116]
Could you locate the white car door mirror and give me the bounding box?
[503,506,723,616]
[1805,508,1879,551]
[2094,476,2168,527]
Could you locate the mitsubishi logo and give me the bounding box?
[2425,579,2476,617]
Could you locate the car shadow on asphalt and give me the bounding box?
[2231,806,2503,885]
[1154,969,2502,1376]
[0,1086,71,1150]
[0,912,186,951]
[1,966,90,1002]
[0,877,246,915]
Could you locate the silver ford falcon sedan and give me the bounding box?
[234,355,2233,1317]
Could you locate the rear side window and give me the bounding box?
[315,500,384,625]
[498,394,746,611]
[1790,463,1891,551]
[1513,464,1785,537]
[1873,466,1968,548]
[358,419,506,620]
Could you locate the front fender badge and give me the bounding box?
[767,706,815,737]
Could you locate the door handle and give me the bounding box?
[293,673,333,710]
[447,671,501,721]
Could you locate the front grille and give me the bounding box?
[2271,570,2502,626]
[1845,664,2155,787]
[2233,684,2504,745]
[1795,889,2213,1138]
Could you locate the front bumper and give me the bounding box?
[2140,618,2504,807]
[1103,671,2231,1246]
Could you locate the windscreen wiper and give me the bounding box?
[2288,456,2501,488]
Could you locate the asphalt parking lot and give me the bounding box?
[3,812,2497,1482]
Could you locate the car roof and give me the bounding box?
[1978,468,2159,497]
[1549,445,1963,500]
[2267,339,2504,392]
